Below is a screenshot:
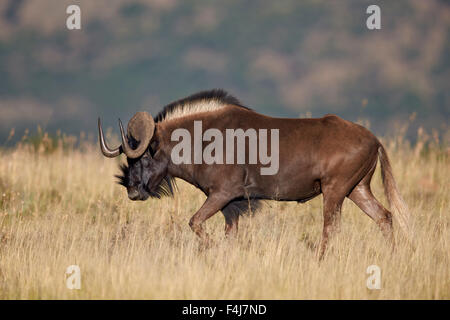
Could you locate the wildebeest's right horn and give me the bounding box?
[98,118,122,158]
[119,111,155,159]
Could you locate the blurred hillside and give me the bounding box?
[0,0,449,143]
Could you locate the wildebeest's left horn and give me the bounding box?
[119,111,155,159]
[98,118,122,158]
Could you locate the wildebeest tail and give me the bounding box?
[378,144,413,242]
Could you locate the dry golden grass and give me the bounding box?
[0,128,448,299]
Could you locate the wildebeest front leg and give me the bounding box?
[318,193,345,260]
[189,194,231,247]
[223,211,239,237]
[221,199,260,238]
[221,201,244,238]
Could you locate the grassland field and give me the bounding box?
[0,126,448,299]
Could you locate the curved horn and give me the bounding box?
[119,112,155,159]
[98,118,122,158]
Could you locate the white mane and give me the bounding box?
[155,90,245,123]
[160,99,230,122]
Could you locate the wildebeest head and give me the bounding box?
[98,112,174,201]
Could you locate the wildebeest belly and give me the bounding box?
[244,168,321,202]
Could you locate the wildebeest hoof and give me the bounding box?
[198,239,214,251]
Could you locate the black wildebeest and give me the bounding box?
[98,89,411,258]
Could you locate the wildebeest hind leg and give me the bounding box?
[348,185,394,248]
